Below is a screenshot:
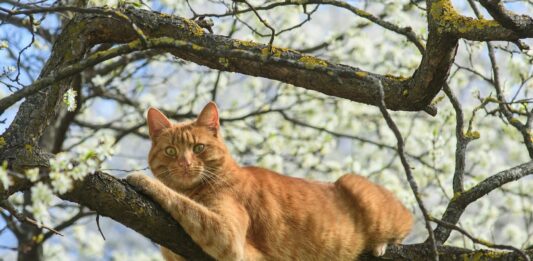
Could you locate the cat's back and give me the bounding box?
[235,167,367,260]
[335,174,413,247]
[240,166,332,191]
[238,166,337,209]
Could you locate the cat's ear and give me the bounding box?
[147,107,171,138]
[197,101,220,135]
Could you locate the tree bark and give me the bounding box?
[61,171,214,261]
[59,171,533,261]
[1,2,532,260]
[16,191,44,261]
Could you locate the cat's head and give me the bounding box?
[146,102,232,191]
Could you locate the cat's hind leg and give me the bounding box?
[161,246,187,261]
[372,243,387,257]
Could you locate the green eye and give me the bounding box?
[193,144,205,154]
[164,147,177,156]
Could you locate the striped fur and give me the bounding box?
[127,102,413,261]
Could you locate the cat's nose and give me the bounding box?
[178,158,191,167]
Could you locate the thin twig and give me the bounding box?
[430,217,530,261]
[0,200,63,237]
[442,84,473,193]
[239,0,276,52]
[0,5,147,46]
[96,214,106,240]
[374,78,438,261]
[466,0,533,158]
[198,0,425,53]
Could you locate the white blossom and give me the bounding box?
[50,171,73,194]
[73,226,105,257]
[25,168,40,182]
[63,88,77,112]
[44,243,69,261]
[31,182,54,206]
[0,164,11,190]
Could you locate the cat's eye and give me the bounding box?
[193,144,205,154]
[164,146,177,157]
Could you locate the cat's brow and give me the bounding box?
[173,126,197,145]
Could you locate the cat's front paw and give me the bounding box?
[372,243,387,257]
[126,173,152,193]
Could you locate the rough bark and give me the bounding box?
[2,1,529,169]
[1,1,532,260]
[433,161,533,243]
[58,171,533,261]
[61,172,214,261]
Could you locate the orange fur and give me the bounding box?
[127,102,413,261]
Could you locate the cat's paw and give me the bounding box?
[372,243,387,257]
[126,173,152,193]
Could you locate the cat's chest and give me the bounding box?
[186,189,227,208]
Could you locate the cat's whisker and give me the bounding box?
[200,171,217,192]
[156,167,181,179]
[193,168,221,187]
[189,168,219,193]
[200,169,241,197]
[143,104,413,261]
[156,169,176,177]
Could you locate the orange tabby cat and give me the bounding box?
[127,102,413,261]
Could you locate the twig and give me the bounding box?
[466,0,533,158]
[0,199,63,237]
[0,5,147,46]
[42,208,95,241]
[433,161,533,243]
[10,15,35,85]
[0,244,16,251]
[373,78,438,261]
[100,167,149,173]
[442,84,475,193]
[278,110,444,173]
[274,5,319,36]
[487,42,533,158]
[430,217,530,261]
[96,214,106,240]
[238,0,276,52]
[198,0,425,54]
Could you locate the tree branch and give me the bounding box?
[0,12,54,42]
[60,171,215,261]
[427,0,532,41]
[433,160,533,243]
[57,171,533,261]
[479,0,533,38]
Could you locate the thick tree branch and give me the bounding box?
[1,3,531,259]
[57,171,533,261]
[0,6,437,114]
[0,4,460,169]
[427,0,532,41]
[1,160,531,259]
[61,171,215,261]
[479,0,533,37]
